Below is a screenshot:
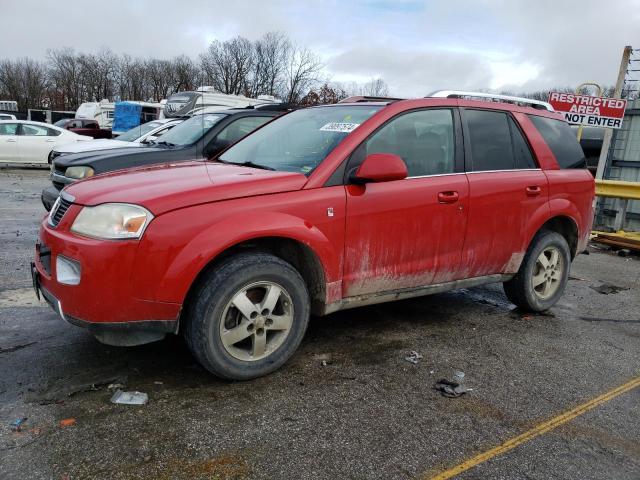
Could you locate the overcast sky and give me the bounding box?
[2,0,639,97]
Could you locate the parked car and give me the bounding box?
[48,118,183,164]
[32,92,594,380]
[0,120,92,164]
[41,107,283,210]
[0,113,17,120]
[54,118,112,139]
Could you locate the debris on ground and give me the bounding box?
[10,418,27,432]
[312,353,333,366]
[590,283,629,295]
[110,390,149,405]
[434,379,472,398]
[107,383,124,391]
[59,418,76,428]
[404,351,423,364]
[454,371,465,382]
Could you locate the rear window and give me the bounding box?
[528,115,586,169]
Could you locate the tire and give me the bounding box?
[184,253,310,380]
[503,231,571,312]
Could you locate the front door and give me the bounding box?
[342,108,469,298]
[0,122,19,162]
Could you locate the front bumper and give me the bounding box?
[33,215,181,345]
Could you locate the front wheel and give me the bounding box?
[503,231,571,312]
[184,253,310,380]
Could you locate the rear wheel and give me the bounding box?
[503,231,571,312]
[184,253,310,380]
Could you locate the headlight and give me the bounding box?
[71,203,153,240]
[65,166,94,179]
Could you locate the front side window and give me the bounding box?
[528,115,586,169]
[219,105,382,175]
[21,124,49,136]
[362,109,455,177]
[0,123,18,135]
[157,113,226,146]
[216,116,272,144]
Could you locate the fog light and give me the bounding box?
[56,255,81,285]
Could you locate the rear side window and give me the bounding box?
[465,109,538,171]
[465,109,514,171]
[528,115,586,169]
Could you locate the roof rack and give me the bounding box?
[428,90,553,111]
[338,95,404,104]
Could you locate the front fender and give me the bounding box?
[130,189,346,304]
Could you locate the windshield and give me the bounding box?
[156,113,226,146]
[117,121,164,142]
[219,105,382,175]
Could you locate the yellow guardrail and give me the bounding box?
[593,179,640,250]
[595,179,640,200]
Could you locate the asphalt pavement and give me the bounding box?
[1,168,638,480]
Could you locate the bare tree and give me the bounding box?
[362,78,389,97]
[78,48,118,102]
[171,55,199,94]
[248,32,289,98]
[0,58,48,110]
[284,46,323,104]
[47,48,84,109]
[200,37,254,95]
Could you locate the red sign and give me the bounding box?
[548,92,627,129]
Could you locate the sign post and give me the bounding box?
[573,83,602,141]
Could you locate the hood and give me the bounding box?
[54,145,168,170]
[64,161,308,215]
[55,139,135,154]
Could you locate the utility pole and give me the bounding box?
[595,45,633,180]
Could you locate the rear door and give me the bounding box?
[342,108,469,297]
[0,122,19,162]
[460,108,549,277]
[17,123,60,163]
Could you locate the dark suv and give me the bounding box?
[42,107,284,210]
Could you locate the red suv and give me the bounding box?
[32,92,594,380]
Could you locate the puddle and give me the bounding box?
[589,283,629,295]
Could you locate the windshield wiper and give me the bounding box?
[225,160,275,171]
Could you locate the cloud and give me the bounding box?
[1,0,639,96]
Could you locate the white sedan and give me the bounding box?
[49,118,183,161]
[0,120,92,164]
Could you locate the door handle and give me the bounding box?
[46,139,56,142]
[525,185,541,197]
[438,191,459,204]
[7,138,16,142]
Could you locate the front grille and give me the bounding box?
[49,197,72,227]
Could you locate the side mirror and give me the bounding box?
[352,153,408,183]
[144,135,158,144]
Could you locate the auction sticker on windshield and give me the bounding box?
[320,122,360,133]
